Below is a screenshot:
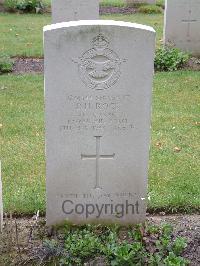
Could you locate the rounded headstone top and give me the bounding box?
[43,20,155,34]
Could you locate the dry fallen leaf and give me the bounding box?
[174,146,181,152]
[156,142,162,148]
[0,85,7,90]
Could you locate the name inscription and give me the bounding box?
[59,94,135,133]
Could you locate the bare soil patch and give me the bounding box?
[183,57,200,71]
[149,215,200,265]
[99,6,137,15]
[0,215,199,265]
[13,58,44,74]
[0,4,4,13]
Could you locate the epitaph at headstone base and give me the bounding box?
[44,20,155,226]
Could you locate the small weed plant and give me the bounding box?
[4,0,44,13]
[156,0,165,8]
[4,0,18,12]
[33,223,189,265]
[16,0,44,13]
[0,53,13,74]
[155,46,189,71]
[138,4,163,14]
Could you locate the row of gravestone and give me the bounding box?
[52,0,200,57]
[45,0,200,226]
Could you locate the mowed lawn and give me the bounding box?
[0,12,163,57]
[0,72,199,215]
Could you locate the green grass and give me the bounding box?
[0,13,51,57]
[0,72,199,215]
[0,12,163,57]
[101,13,163,47]
[0,74,45,214]
[149,71,200,213]
[138,4,163,14]
[101,0,125,7]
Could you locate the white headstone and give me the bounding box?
[44,20,155,226]
[0,162,3,233]
[52,0,99,24]
[164,0,200,56]
[126,0,156,5]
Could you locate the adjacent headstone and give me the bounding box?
[52,0,99,24]
[126,0,156,5]
[164,0,200,56]
[0,162,3,233]
[44,20,155,226]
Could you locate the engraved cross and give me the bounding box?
[81,136,115,189]
[182,1,197,39]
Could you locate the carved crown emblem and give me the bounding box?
[92,34,109,50]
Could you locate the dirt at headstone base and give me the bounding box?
[0,3,5,12]
[13,58,44,74]
[99,6,137,15]
[0,215,199,265]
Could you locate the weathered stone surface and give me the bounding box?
[51,0,99,23]
[44,20,155,226]
[164,0,200,56]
